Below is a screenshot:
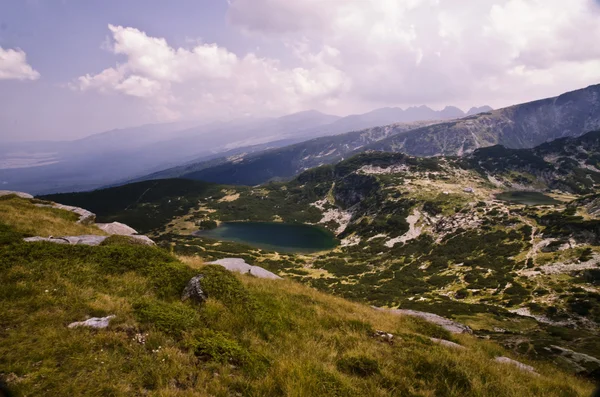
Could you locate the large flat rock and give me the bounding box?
[0,190,33,199]
[23,234,155,246]
[494,357,537,374]
[24,235,108,246]
[373,307,473,334]
[207,258,282,280]
[96,222,138,235]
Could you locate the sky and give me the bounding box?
[1,0,600,141]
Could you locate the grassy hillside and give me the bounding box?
[0,197,595,396]
[0,194,104,237]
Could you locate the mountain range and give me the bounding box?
[0,105,489,195]
[169,84,600,186]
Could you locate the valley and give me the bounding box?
[44,130,600,381]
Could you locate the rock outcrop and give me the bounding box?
[494,356,538,374]
[430,338,465,349]
[24,235,107,246]
[207,258,282,280]
[0,190,33,199]
[24,234,155,246]
[68,315,115,329]
[373,307,473,334]
[96,222,137,235]
[545,345,600,377]
[181,275,208,303]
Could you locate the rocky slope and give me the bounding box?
[466,130,600,194]
[179,84,600,186]
[369,83,600,156]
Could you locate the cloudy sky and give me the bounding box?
[2,0,600,141]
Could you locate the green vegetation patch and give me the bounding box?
[336,355,381,377]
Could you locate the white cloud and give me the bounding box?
[74,24,349,120]
[227,0,600,109]
[75,1,600,121]
[0,47,40,81]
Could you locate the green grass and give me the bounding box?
[0,201,595,396]
[0,195,105,237]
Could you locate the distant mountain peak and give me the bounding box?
[466,105,493,116]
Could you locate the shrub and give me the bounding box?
[337,355,380,377]
[199,265,253,308]
[146,261,197,299]
[133,300,200,335]
[579,248,594,262]
[194,331,270,376]
[194,331,250,365]
[100,235,149,246]
[0,222,22,245]
[198,220,218,230]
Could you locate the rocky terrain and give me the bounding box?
[369,84,600,156]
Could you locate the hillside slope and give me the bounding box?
[180,121,435,186]
[179,84,600,186]
[369,83,600,156]
[1,195,593,396]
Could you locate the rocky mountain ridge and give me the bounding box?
[176,84,600,186]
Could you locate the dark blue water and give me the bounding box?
[194,222,338,253]
[495,191,561,205]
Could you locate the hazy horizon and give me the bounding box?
[2,0,600,141]
[0,104,493,144]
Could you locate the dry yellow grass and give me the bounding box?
[0,196,105,237]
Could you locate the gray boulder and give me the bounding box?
[0,190,33,199]
[494,357,537,374]
[207,258,282,280]
[128,235,156,246]
[182,275,208,303]
[24,234,155,246]
[545,345,600,376]
[24,236,71,244]
[96,222,137,235]
[68,315,115,329]
[430,337,465,349]
[24,235,108,246]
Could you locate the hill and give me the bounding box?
[2,195,593,396]
[176,84,600,186]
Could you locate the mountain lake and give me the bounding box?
[495,191,562,205]
[194,222,338,253]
